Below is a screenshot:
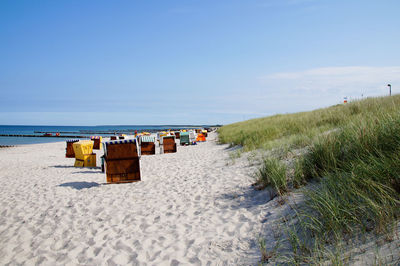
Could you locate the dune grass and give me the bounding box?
[256,157,288,195]
[296,112,400,241]
[218,95,400,151]
[219,95,400,263]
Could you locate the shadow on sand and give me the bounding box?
[217,186,273,210]
[52,165,76,168]
[59,182,100,190]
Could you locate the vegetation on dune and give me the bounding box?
[218,95,400,151]
[219,95,400,264]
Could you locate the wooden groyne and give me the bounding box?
[0,134,88,138]
[33,128,197,134]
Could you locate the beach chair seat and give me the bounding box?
[65,139,79,158]
[90,136,103,150]
[160,135,177,154]
[139,135,156,155]
[104,139,141,183]
[72,141,96,167]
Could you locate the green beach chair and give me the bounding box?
[180,132,190,146]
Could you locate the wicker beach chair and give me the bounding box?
[196,133,206,142]
[103,139,141,183]
[180,132,190,145]
[157,132,168,143]
[174,131,180,139]
[66,139,79,158]
[139,135,156,155]
[72,140,96,167]
[90,136,103,150]
[189,130,196,144]
[160,135,177,154]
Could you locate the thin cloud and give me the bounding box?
[261,66,400,96]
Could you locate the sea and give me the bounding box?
[0,125,210,146]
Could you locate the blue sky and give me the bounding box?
[1,0,399,125]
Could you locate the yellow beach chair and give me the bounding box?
[72,140,96,167]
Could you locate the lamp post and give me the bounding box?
[388,84,391,96]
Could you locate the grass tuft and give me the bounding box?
[255,157,287,195]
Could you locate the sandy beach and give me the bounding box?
[0,133,284,265]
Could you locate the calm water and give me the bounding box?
[0,125,207,145]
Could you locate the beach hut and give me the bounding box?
[90,136,103,150]
[180,132,190,145]
[139,135,156,155]
[65,139,79,158]
[103,139,141,183]
[160,135,177,154]
[72,140,96,167]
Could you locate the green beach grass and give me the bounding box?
[219,95,400,264]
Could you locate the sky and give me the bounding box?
[1,0,399,126]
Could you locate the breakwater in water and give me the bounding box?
[0,125,219,145]
[0,134,88,138]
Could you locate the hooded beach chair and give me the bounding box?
[157,131,168,143]
[189,130,197,144]
[196,133,206,142]
[174,131,180,139]
[66,139,79,158]
[90,136,103,150]
[139,135,156,155]
[180,131,190,145]
[160,135,177,154]
[72,140,96,167]
[103,139,141,183]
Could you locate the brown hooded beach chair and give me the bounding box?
[160,135,177,154]
[103,139,141,183]
[66,139,80,158]
[90,136,102,150]
[139,135,156,155]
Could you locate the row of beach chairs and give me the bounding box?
[65,129,209,184]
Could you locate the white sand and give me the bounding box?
[0,133,277,265]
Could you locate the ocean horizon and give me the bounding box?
[0,125,218,145]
